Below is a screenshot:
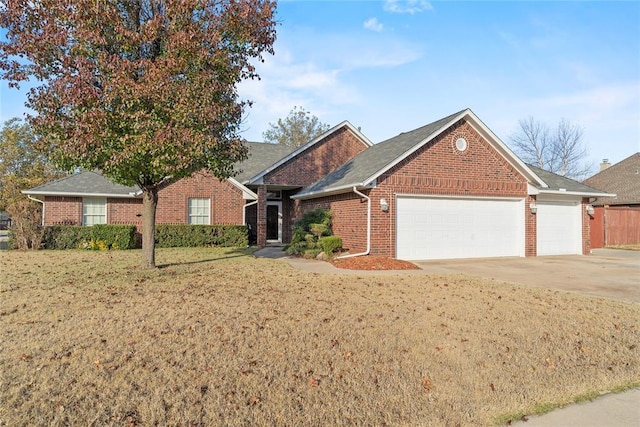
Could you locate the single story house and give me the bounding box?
[583,153,640,248]
[24,109,612,260]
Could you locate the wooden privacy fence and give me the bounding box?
[592,206,640,247]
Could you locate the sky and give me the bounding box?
[1,0,639,171]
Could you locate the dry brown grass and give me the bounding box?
[606,244,640,251]
[1,248,638,426]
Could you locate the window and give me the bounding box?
[83,198,107,226]
[188,198,210,225]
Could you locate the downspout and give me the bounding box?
[337,187,370,259]
[27,195,45,226]
[243,199,258,225]
[243,199,258,244]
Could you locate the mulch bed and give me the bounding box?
[330,255,421,270]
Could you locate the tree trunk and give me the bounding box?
[141,188,159,269]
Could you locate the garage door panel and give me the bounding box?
[537,200,581,255]
[397,197,525,260]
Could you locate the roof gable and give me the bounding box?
[246,121,373,185]
[583,153,640,205]
[294,109,545,199]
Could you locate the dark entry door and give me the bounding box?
[266,205,279,241]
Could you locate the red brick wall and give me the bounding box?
[581,198,591,255]
[525,196,537,257]
[156,172,244,225]
[43,172,246,227]
[44,196,82,225]
[109,198,143,226]
[265,127,369,186]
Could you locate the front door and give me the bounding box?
[266,202,282,243]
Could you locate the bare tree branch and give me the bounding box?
[509,116,593,180]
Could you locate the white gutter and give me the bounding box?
[27,195,45,226]
[243,200,258,226]
[536,189,615,198]
[337,187,370,259]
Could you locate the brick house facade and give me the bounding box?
[25,109,611,259]
[292,110,610,259]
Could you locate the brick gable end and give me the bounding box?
[265,128,368,187]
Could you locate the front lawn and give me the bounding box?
[1,248,638,426]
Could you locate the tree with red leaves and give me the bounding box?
[0,0,277,267]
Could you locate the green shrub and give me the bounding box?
[303,248,322,259]
[155,225,248,248]
[285,209,342,259]
[42,225,137,250]
[42,226,93,249]
[284,241,308,256]
[290,208,332,246]
[91,225,137,250]
[319,236,342,256]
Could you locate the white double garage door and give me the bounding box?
[396,196,582,260]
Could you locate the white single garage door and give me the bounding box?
[396,196,525,260]
[536,199,582,255]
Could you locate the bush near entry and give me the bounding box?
[285,208,343,258]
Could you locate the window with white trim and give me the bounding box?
[83,198,107,226]
[188,198,210,225]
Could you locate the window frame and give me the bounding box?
[188,197,211,225]
[82,197,107,226]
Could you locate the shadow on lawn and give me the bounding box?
[157,248,254,269]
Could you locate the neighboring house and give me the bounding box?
[24,109,612,259]
[583,153,640,248]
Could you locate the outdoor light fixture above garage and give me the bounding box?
[380,198,389,212]
[530,203,538,214]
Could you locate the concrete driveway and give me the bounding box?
[414,249,640,303]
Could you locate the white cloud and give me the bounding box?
[363,17,384,32]
[383,0,433,14]
[534,82,640,112]
[237,27,424,141]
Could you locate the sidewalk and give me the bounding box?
[511,388,640,427]
[254,246,640,426]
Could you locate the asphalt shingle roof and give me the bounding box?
[24,142,295,196]
[583,153,640,205]
[296,110,464,197]
[234,142,295,183]
[527,165,607,194]
[24,170,139,196]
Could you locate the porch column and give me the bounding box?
[257,185,267,247]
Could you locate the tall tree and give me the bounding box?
[0,118,64,248]
[0,0,277,267]
[263,106,331,149]
[509,116,593,180]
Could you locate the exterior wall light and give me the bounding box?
[586,204,595,216]
[380,198,389,212]
[530,203,537,214]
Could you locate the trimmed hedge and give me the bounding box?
[155,225,248,248]
[42,225,137,250]
[40,224,247,250]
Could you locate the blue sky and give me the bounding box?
[2,0,639,170]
